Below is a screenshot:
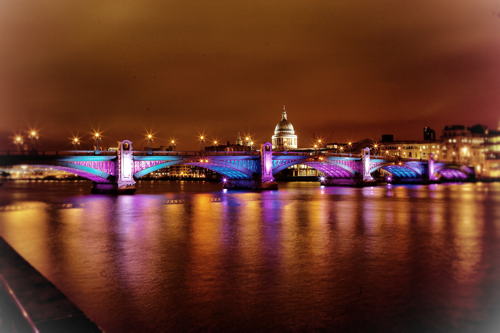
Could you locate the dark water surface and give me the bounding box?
[1,181,500,332]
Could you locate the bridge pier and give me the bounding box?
[319,147,376,187]
[222,142,278,191]
[361,147,376,185]
[427,153,438,183]
[92,140,136,194]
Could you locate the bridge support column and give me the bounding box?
[92,140,136,194]
[427,153,438,182]
[361,147,375,184]
[222,142,277,190]
[259,142,278,189]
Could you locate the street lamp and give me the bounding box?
[27,129,39,151]
[198,134,206,151]
[244,136,253,147]
[28,129,39,140]
[169,138,177,151]
[92,130,102,150]
[71,136,81,149]
[145,131,155,146]
[13,135,24,151]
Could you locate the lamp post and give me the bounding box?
[13,135,24,152]
[71,136,81,149]
[92,130,102,150]
[145,131,155,149]
[198,134,206,151]
[27,129,39,151]
[317,138,323,148]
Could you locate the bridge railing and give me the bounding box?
[0,150,451,164]
[0,150,117,156]
[132,150,261,156]
[273,151,357,157]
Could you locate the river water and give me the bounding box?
[1,181,500,332]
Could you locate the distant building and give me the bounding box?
[147,165,219,180]
[440,124,487,174]
[3,165,81,180]
[484,125,500,179]
[379,140,441,160]
[381,134,394,143]
[325,142,349,153]
[441,124,486,139]
[272,108,298,150]
[376,124,498,179]
[423,127,436,141]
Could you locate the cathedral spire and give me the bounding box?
[282,105,287,120]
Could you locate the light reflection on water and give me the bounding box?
[1,181,500,331]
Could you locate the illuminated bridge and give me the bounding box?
[0,140,474,193]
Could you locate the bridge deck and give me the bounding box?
[0,150,449,163]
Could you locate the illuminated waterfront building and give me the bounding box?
[440,124,487,176]
[1,165,80,180]
[378,133,441,160]
[272,108,298,150]
[379,142,441,159]
[484,122,500,179]
[147,165,219,180]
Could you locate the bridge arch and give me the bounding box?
[434,164,473,181]
[272,156,357,178]
[133,156,258,180]
[133,159,183,178]
[370,163,423,181]
[23,164,112,183]
[185,162,252,179]
[0,155,116,183]
[301,161,355,178]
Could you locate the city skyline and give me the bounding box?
[2,113,498,151]
[1,1,500,149]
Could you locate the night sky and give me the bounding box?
[1,1,499,149]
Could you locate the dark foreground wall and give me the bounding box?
[0,237,101,332]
